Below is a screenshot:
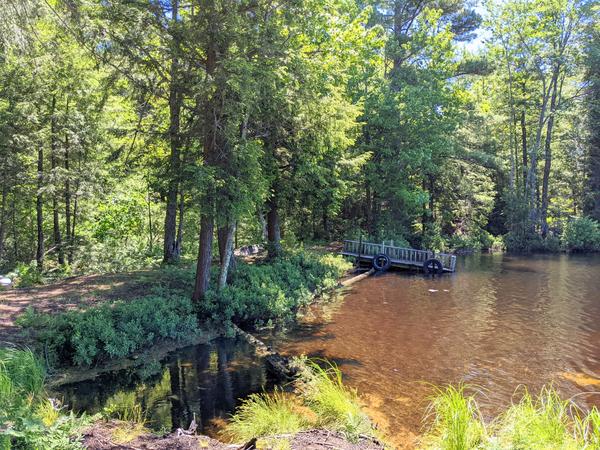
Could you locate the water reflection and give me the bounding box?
[263,253,600,448]
[55,337,271,434]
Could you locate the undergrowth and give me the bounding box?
[0,348,94,449]
[421,384,600,450]
[225,359,377,444]
[17,294,203,367]
[17,250,350,368]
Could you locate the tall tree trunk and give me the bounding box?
[36,145,44,270]
[266,198,281,258]
[521,110,528,194]
[540,69,562,238]
[50,95,64,265]
[506,49,517,191]
[192,21,218,302]
[175,190,184,257]
[192,213,214,302]
[218,221,236,289]
[64,99,72,264]
[0,184,6,263]
[11,199,17,261]
[258,210,268,242]
[365,183,373,234]
[71,192,78,247]
[526,79,552,229]
[163,0,182,264]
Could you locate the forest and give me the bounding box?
[0,0,599,293]
[1,2,600,449]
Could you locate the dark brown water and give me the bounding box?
[56,254,600,448]
[55,337,272,435]
[263,253,600,448]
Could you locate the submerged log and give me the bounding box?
[340,268,375,287]
[233,324,298,380]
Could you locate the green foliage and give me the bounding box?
[18,295,202,367]
[226,359,376,443]
[422,385,486,450]
[562,217,600,252]
[0,348,90,450]
[503,191,538,253]
[298,361,373,441]
[422,385,600,450]
[226,391,310,441]
[0,348,45,412]
[7,261,44,288]
[103,391,146,424]
[200,251,351,328]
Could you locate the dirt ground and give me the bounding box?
[0,271,157,345]
[82,421,386,450]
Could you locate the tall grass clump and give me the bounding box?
[226,391,310,441]
[495,387,578,449]
[0,348,45,410]
[298,361,372,441]
[225,359,377,444]
[422,384,486,450]
[422,384,600,450]
[0,348,92,449]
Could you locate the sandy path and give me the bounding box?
[0,271,156,345]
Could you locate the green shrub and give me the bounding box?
[0,349,92,450]
[562,217,600,252]
[7,261,44,287]
[18,295,202,367]
[200,250,350,328]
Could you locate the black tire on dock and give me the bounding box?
[372,253,392,272]
[423,258,444,275]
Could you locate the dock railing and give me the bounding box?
[342,240,457,272]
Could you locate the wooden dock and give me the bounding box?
[341,240,457,273]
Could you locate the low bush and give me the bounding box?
[200,250,351,328]
[17,249,349,367]
[17,294,202,367]
[421,385,600,450]
[562,216,600,252]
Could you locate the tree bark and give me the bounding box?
[192,15,218,301]
[521,110,528,194]
[218,221,236,290]
[50,95,64,265]
[175,190,184,257]
[36,145,44,270]
[266,198,281,258]
[0,184,6,263]
[163,0,183,264]
[192,213,214,302]
[64,99,72,264]
[540,69,561,238]
[526,79,551,228]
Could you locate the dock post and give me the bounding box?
[357,234,363,268]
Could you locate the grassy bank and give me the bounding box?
[421,385,600,449]
[225,359,378,444]
[15,249,350,368]
[0,350,380,450]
